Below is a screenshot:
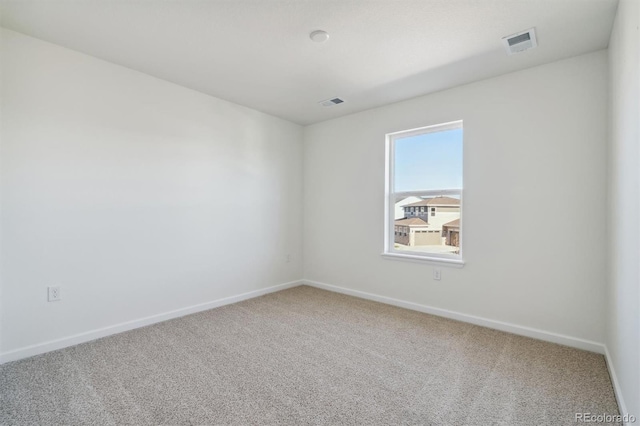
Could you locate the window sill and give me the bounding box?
[381,252,465,268]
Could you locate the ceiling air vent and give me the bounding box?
[502,28,537,55]
[319,97,345,107]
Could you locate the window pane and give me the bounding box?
[393,193,461,256]
[394,128,463,192]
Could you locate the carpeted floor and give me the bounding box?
[0,285,620,425]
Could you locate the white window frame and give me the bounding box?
[383,120,464,267]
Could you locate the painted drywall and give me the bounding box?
[0,27,4,359]
[0,29,303,355]
[303,51,608,345]
[607,0,640,418]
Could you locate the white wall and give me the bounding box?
[304,51,609,345]
[0,27,4,360]
[607,0,640,418]
[0,29,303,356]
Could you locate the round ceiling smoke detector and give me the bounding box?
[310,30,329,43]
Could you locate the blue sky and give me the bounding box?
[394,128,463,192]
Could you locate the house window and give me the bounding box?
[385,120,463,264]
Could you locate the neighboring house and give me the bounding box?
[442,218,460,247]
[394,196,422,219]
[394,217,442,246]
[394,196,460,246]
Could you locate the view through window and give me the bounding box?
[385,121,463,261]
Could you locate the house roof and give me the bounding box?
[394,218,428,227]
[443,219,460,228]
[404,196,460,207]
[395,196,422,206]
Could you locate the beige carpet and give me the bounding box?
[0,286,620,425]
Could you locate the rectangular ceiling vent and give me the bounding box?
[319,97,345,107]
[502,28,537,55]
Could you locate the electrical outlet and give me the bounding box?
[286,254,291,263]
[433,269,441,281]
[48,286,61,302]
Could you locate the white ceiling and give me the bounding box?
[0,0,618,125]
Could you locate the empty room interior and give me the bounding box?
[0,0,639,425]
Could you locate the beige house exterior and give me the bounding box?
[394,196,460,247]
[442,218,460,247]
[394,217,443,246]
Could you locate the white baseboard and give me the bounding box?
[0,280,302,365]
[603,345,630,423]
[302,279,606,354]
[2,278,627,420]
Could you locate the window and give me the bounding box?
[384,121,463,264]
